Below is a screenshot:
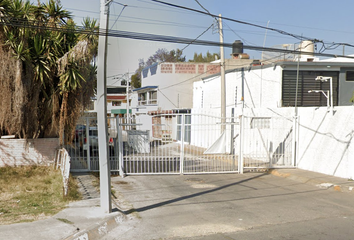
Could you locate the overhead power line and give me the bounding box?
[150,0,354,54]
[1,16,354,59]
[151,0,317,42]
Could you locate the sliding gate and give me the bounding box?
[120,112,239,175]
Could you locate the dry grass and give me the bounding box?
[0,165,81,225]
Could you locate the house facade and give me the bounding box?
[194,59,354,114]
[193,56,354,179]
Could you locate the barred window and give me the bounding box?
[250,117,270,129]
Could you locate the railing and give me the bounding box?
[55,148,71,197]
[138,99,158,106]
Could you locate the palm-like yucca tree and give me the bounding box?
[43,0,71,27]
[0,0,98,140]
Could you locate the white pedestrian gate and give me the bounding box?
[240,116,294,169]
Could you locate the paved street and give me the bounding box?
[104,172,354,240]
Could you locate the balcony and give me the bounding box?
[138,99,158,106]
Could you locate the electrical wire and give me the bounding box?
[151,0,354,56]
[110,3,127,30]
[180,23,214,52]
[1,16,354,60]
[151,0,317,42]
[157,89,178,108]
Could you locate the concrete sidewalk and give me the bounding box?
[268,168,354,192]
[0,169,353,240]
[0,173,130,240]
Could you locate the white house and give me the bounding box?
[193,50,354,179]
[130,60,253,141]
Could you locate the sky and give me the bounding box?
[57,0,354,84]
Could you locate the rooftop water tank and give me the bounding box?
[232,40,243,55]
[300,40,314,55]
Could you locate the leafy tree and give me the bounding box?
[0,0,97,143]
[189,51,220,62]
[131,48,186,88]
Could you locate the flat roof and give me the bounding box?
[133,86,158,92]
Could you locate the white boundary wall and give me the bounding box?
[242,107,354,179]
[297,106,354,179]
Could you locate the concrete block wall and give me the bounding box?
[0,138,60,167]
[297,106,354,179]
[242,107,354,179]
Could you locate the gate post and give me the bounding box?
[117,116,124,177]
[86,117,91,171]
[231,108,236,171]
[291,115,299,167]
[238,114,244,174]
[180,114,185,174]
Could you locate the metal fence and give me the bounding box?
[240,116,294,169]
[119,112,239,175]
[66,116,119,173]
[67,110,295,175]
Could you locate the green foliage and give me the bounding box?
[131,72,141,88]
[0,0,98,139]
[189,51,220,62]
[132,48,186,88]
[59,60,85,93]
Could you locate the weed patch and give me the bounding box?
[0,165,81,225]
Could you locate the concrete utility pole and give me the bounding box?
[126,72,130,124]
[97,0,112,213]
[219,14,226,133]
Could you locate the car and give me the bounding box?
[83,127,98,153]
[75,124,86,141]
[82,127,115,154]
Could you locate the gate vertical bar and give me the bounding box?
[86,117,91,171]
[231,108,235,171]
[292,115,299,167]
[117,117,124,177]
[180,114,185,174]
[238,114,244,174]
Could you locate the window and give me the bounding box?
[250,117,270,129]
[149,91,157,104]
[112,101,121,106]
[346,71,354,81]
[282,70,338,107]
[177,115,191,143]
[138,93,147,105]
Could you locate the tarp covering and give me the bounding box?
[204,131,227,154]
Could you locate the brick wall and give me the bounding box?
[0,138,60,167]
[161,63,173,73]
[175,64,196,74]
[207,65,221,74]
[198,64,205,74]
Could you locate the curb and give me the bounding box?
[64,212,127,240]
[268,169,354,193]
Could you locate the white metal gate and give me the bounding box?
[240,116,294,169]
[66,116,119,172]
[67,111,295,174]
[119,112,239,175]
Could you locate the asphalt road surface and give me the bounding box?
[104,172,354,240]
